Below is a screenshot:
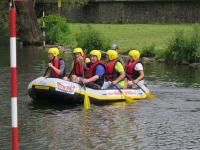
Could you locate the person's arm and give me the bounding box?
[83,75,99,83]
[48,60,65,75]
[59,60,65,75]
[112,72,125,85]
[112,62,125,85]
[84,58,90,70]
[133,63,144,84]
[133,70,144,84]
[84,62,90,71]
[83,65,104,83]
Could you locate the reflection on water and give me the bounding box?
[145,63,200,88]
[0,45,200,150]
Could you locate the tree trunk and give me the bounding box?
[16,1,42,45]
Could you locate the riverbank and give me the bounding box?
[67,23,200,66]
[68,23,197,51]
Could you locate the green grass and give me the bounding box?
[68,23,198,52]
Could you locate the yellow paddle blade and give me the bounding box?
[146,92,156,100]
[84,93,90,110]
[123,93,136,103]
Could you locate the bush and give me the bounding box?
[38,15,74,46]
[141,44,156,57]
[165,28,200,63]
[75,25,110,53]
[154,49,166,60]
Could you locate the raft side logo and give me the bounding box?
[56,82,75,94]
[107,90,137,96]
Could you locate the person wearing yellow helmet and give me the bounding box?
[125,50,148,91]
[110,44,125,65]
[47,47,66,78]
[102,50,125,89]
[64,48,90,82]
[81,50,105,89]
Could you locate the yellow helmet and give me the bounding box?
[129,50,140,60]
[48,47,59,57]
[73,48,83,56]
[106,50,118,60]
[90,50,101,60]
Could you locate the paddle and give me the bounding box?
[82,83,91,109]
[67,68,73,78]
[81,64,91,110]
[43,67,49,77]
[126,74,156,100]
[111,83,135,103]
[135,83,156,100]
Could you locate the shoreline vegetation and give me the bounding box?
[38,15,200,68]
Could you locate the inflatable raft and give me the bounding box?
[28,77,147,104]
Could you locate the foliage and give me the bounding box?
[69,23,197,51]
[38,15,74,46]
[154,49,166,60]
[141,44,156,57]
[75,25,110,53]
[165,28,200,63]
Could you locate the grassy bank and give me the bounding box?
[68,23,197,51]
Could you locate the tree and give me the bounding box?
[16,1,43,44]
[16,0,88,44]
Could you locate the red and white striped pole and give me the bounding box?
[9,0,18,150]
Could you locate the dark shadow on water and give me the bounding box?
[28,99,83,111]
[190,108,200,112]
[185,99,200,102]
[27,98,128,112]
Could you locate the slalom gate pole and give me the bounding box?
[42,6,45,48]
[9,0,18,150]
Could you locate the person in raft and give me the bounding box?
[110,44,125,65]
[125,50,149,92]
[47,47,66,78]
[81,50,106,89]
[101,50,126,89]
[63,48,90,82]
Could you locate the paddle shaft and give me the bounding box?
[67,69,73,78]
[125,73,146,92]
[106,78,124,94]
[43,67,49,77]
[126,73,156,99]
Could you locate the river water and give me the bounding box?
[0,44,200,150]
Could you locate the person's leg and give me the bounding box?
[110,83,122,89]
[137,80,149,93]
[101,81,112,89]
[63,76,69,81]
[72,75,79,83]
[85,82,101,89]
[127,80,133,88]
[127,80,137,88]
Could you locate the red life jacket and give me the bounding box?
[50,57,65,78]
[88,61,105,87]
[125,59,143,80]
[105,60,120,81]
[73,56,88,77]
